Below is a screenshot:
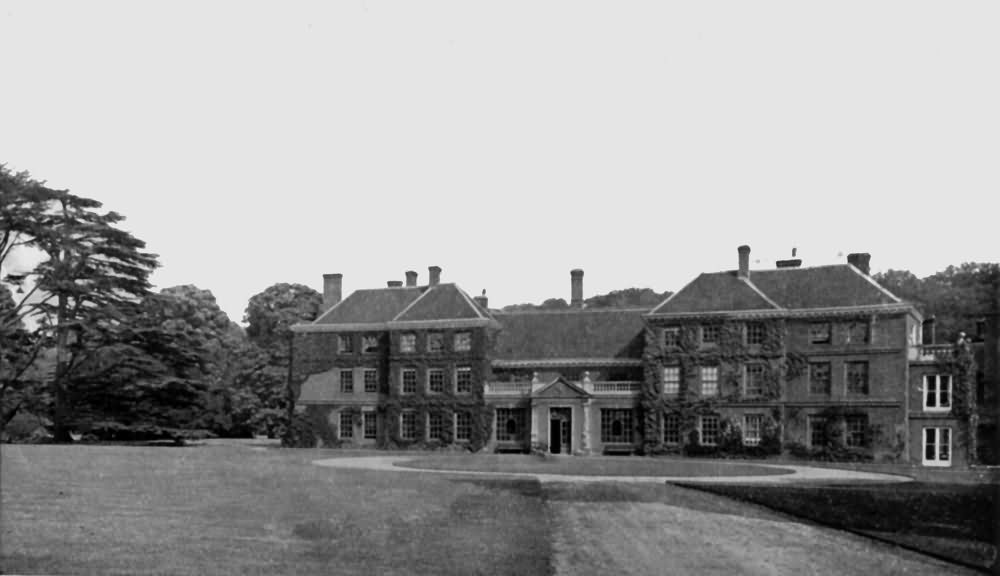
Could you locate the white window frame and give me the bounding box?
[401,368,417,394]
[743,414,762,446]
[427,412,446,441]
[663,413,681,445]
[399,411,417,440]
[744,364,766,398]
[400,333,416,353]
[427,368,445,394]
[340,369,354,394]
[339,412,354,439]
[338,334,354,354]
[923,374,952,412]
[662,366,681,396]
[700,366,718,396]
[363,368,378,393]
[454,332,472,352]
[699,415,719,446]
[455,366,472,394]
[362,411,377,439]
[922,427,952,467]
[663,326,680,348]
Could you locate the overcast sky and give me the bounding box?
[2,1,998,323]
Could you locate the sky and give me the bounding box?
[2,1,998,324]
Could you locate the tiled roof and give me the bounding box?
[395,284,485,321]
[310,283,487,327]
[492,308,647,360]
[651,273,777,314]
[314,287,425,324]
[650,265,902,316]
[749,266,899,309]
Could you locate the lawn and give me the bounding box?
[397,454,792,477]
[1,444,552,575]
[1,444,981,575]
[678,482,999,572]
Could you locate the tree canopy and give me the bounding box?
[874,263,999,342]
[501,288,673,312]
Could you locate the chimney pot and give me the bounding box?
[428,266,442,286]
[405,270,418,287]
[473,289,489,310]
[847,253,872,275]
[737,245,751,279]
[570,269,584,308]
[322,273,343,310]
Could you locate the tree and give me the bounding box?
[244,283,322,436]
[501,288,673,312]
[875,263,999,341]
[1,165,158,441]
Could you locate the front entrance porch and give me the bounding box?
[549,407,572,454]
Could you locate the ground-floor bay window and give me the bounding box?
[496,408,525,443]
[601,409,634,444]
[923,427,952,466]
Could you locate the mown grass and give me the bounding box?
[1,445,552,575]
[679,482,999,572]
[398,454,792,477]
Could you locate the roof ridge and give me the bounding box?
[847,264,903,303]
[453,285,489,320]
[310,291,352,324]
[739,277,783,309]
[494,307,651,316]
[649,274,700,314]
[391,285,434,321]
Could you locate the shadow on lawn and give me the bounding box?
[677,482,998,573]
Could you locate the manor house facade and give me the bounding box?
[291,246,998,467]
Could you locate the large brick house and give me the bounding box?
[291,247,998,467]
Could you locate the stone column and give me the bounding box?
[582,399,592,454]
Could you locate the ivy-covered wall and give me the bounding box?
[641,315,908,461]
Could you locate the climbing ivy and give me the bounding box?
[935,337,979,463]
[641,319,805,456]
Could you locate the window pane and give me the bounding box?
[663,367,681,395]
[940,376,951,408]
[428,369,444,393]
[364,369,378,393]
[340,370,354,393]
[809,322,831,344]
[663,413,681,444]
[663,327,680,347]
[456,367,472,393]
[340,413,353,438]
[454,332,471,352]
[363,413,377,439]
[701,367,718,396]
[940,428,950,460]
[400,333,416,353]
[601,409,633,443]
[402,369,417,394]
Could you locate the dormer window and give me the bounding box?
[362,335,379,354]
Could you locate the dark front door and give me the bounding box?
[549,408,572,454]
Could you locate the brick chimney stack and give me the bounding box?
[428,266,442,286]
[571,269,584,308]
[737,245,751,279]
[322,273,343,310]
[474,289,488,310]
[405,270,418,287]
[847,253,872,275]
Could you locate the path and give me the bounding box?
[313,455,913,484]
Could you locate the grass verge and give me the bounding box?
[675,481,998,573]
[397,454,792,477]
